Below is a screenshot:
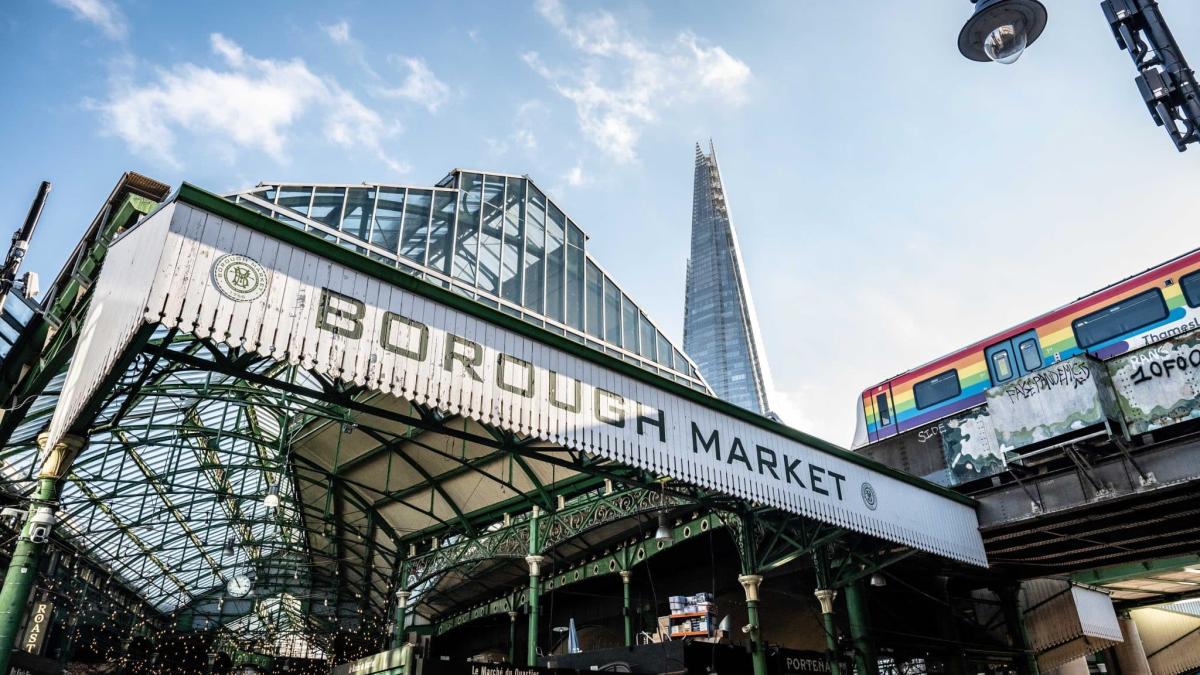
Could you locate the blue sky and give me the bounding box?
[2,0,1199,444]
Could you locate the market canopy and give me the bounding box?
[0,177,986,658]
[46,183,985,562]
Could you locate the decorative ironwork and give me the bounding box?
[404,487,691,589]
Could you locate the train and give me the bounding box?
[851,247,1200,487]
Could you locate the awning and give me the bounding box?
[1024,579,1124,670]
[45,183,988,568]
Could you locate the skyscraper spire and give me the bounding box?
[683,141,775,417]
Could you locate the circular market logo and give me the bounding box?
[212,254,267,302]
[860,482,878,511]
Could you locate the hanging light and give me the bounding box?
[223,538,236,557]
[263,483,280,510]
[718,615,733,632]
[870,573,887,588]
[655,512,673,543]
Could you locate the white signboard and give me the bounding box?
[47,193,987,566]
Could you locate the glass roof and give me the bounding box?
[226,170,709,394]
[0,170,716,657]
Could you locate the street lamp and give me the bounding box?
[957,0,1200,151]
[957,0,1047,64]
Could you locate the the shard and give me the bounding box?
[683,141,775,417]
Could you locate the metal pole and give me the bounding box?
[0,476,56,674]
[844,580,878,675]
[392,590,410,649]
[525,556,544,667]
[0,181,50,304]
[1103,0,1200,150]
[935,576,965,675]
[814,589,841,675]
[1133,0,1200,129]
[738,575,768,675]
[508,611,518,664]
[998,584,1040,675]
[620,571,632,648]
[526,505,543,668]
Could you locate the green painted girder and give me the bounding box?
[69,476,193,600]
[108,427,227,580]
[1072,553,1200,585]
[358,425,478,537]
[433,511,724,636]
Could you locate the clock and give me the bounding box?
[227,574,253,598]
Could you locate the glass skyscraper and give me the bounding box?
[683,142,775,416]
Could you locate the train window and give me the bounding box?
[991,351,1013,382]
[1182,270,1200,308]
[1072,289,1168,349]
[875,393,892,426]
[1019,339,1043,371]
[913,370,960,410]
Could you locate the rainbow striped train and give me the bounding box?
[852,248,1200,487]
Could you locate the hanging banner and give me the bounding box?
[20,601,53,656]
[46,186,987,567]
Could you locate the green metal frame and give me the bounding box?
[0,179,963,665]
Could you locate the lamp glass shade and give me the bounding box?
[654,513,673,542]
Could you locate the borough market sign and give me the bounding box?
[46,184,986,567]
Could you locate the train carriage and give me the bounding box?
[852,247,1200,486]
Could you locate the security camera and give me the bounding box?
[27,507,55,544]
[741,624,755,634]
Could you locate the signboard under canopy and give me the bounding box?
[45,184,988,567]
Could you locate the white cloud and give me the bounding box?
[527,0,750,162]
[91,33,403,171]
[324,20,351,44]
[563,164,587,187]
[51,0,127,40]
[375,56,451,113]
[485,100,544,156]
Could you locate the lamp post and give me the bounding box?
[957,0,1200,151]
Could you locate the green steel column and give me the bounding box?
[998,584,1039,675]
[508,611,518,664]
[935,576,965,675]
[526,506,544,667]
[392,590,411,648]
[620,571,633,648]
[526,556,545,667]
[814,589,841,675]
[0,476,55,675]
[845,580,877,675]
[0,433,83,675]
[738,574,768,675]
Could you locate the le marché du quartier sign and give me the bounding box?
[45,185,985,566]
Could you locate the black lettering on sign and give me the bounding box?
[443,335,483,382]
[548,372,581,413]
[756,445,780,479]
[496,354,535,397]
[784,455,806,487]
[593,388,625,428]
[828,470,846,500]
[316,287,364,339]
[691,423,721,461]
[636,406,666,442]
[379,311,428,360]
[809,464,828,496]
[727,437,753,471]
